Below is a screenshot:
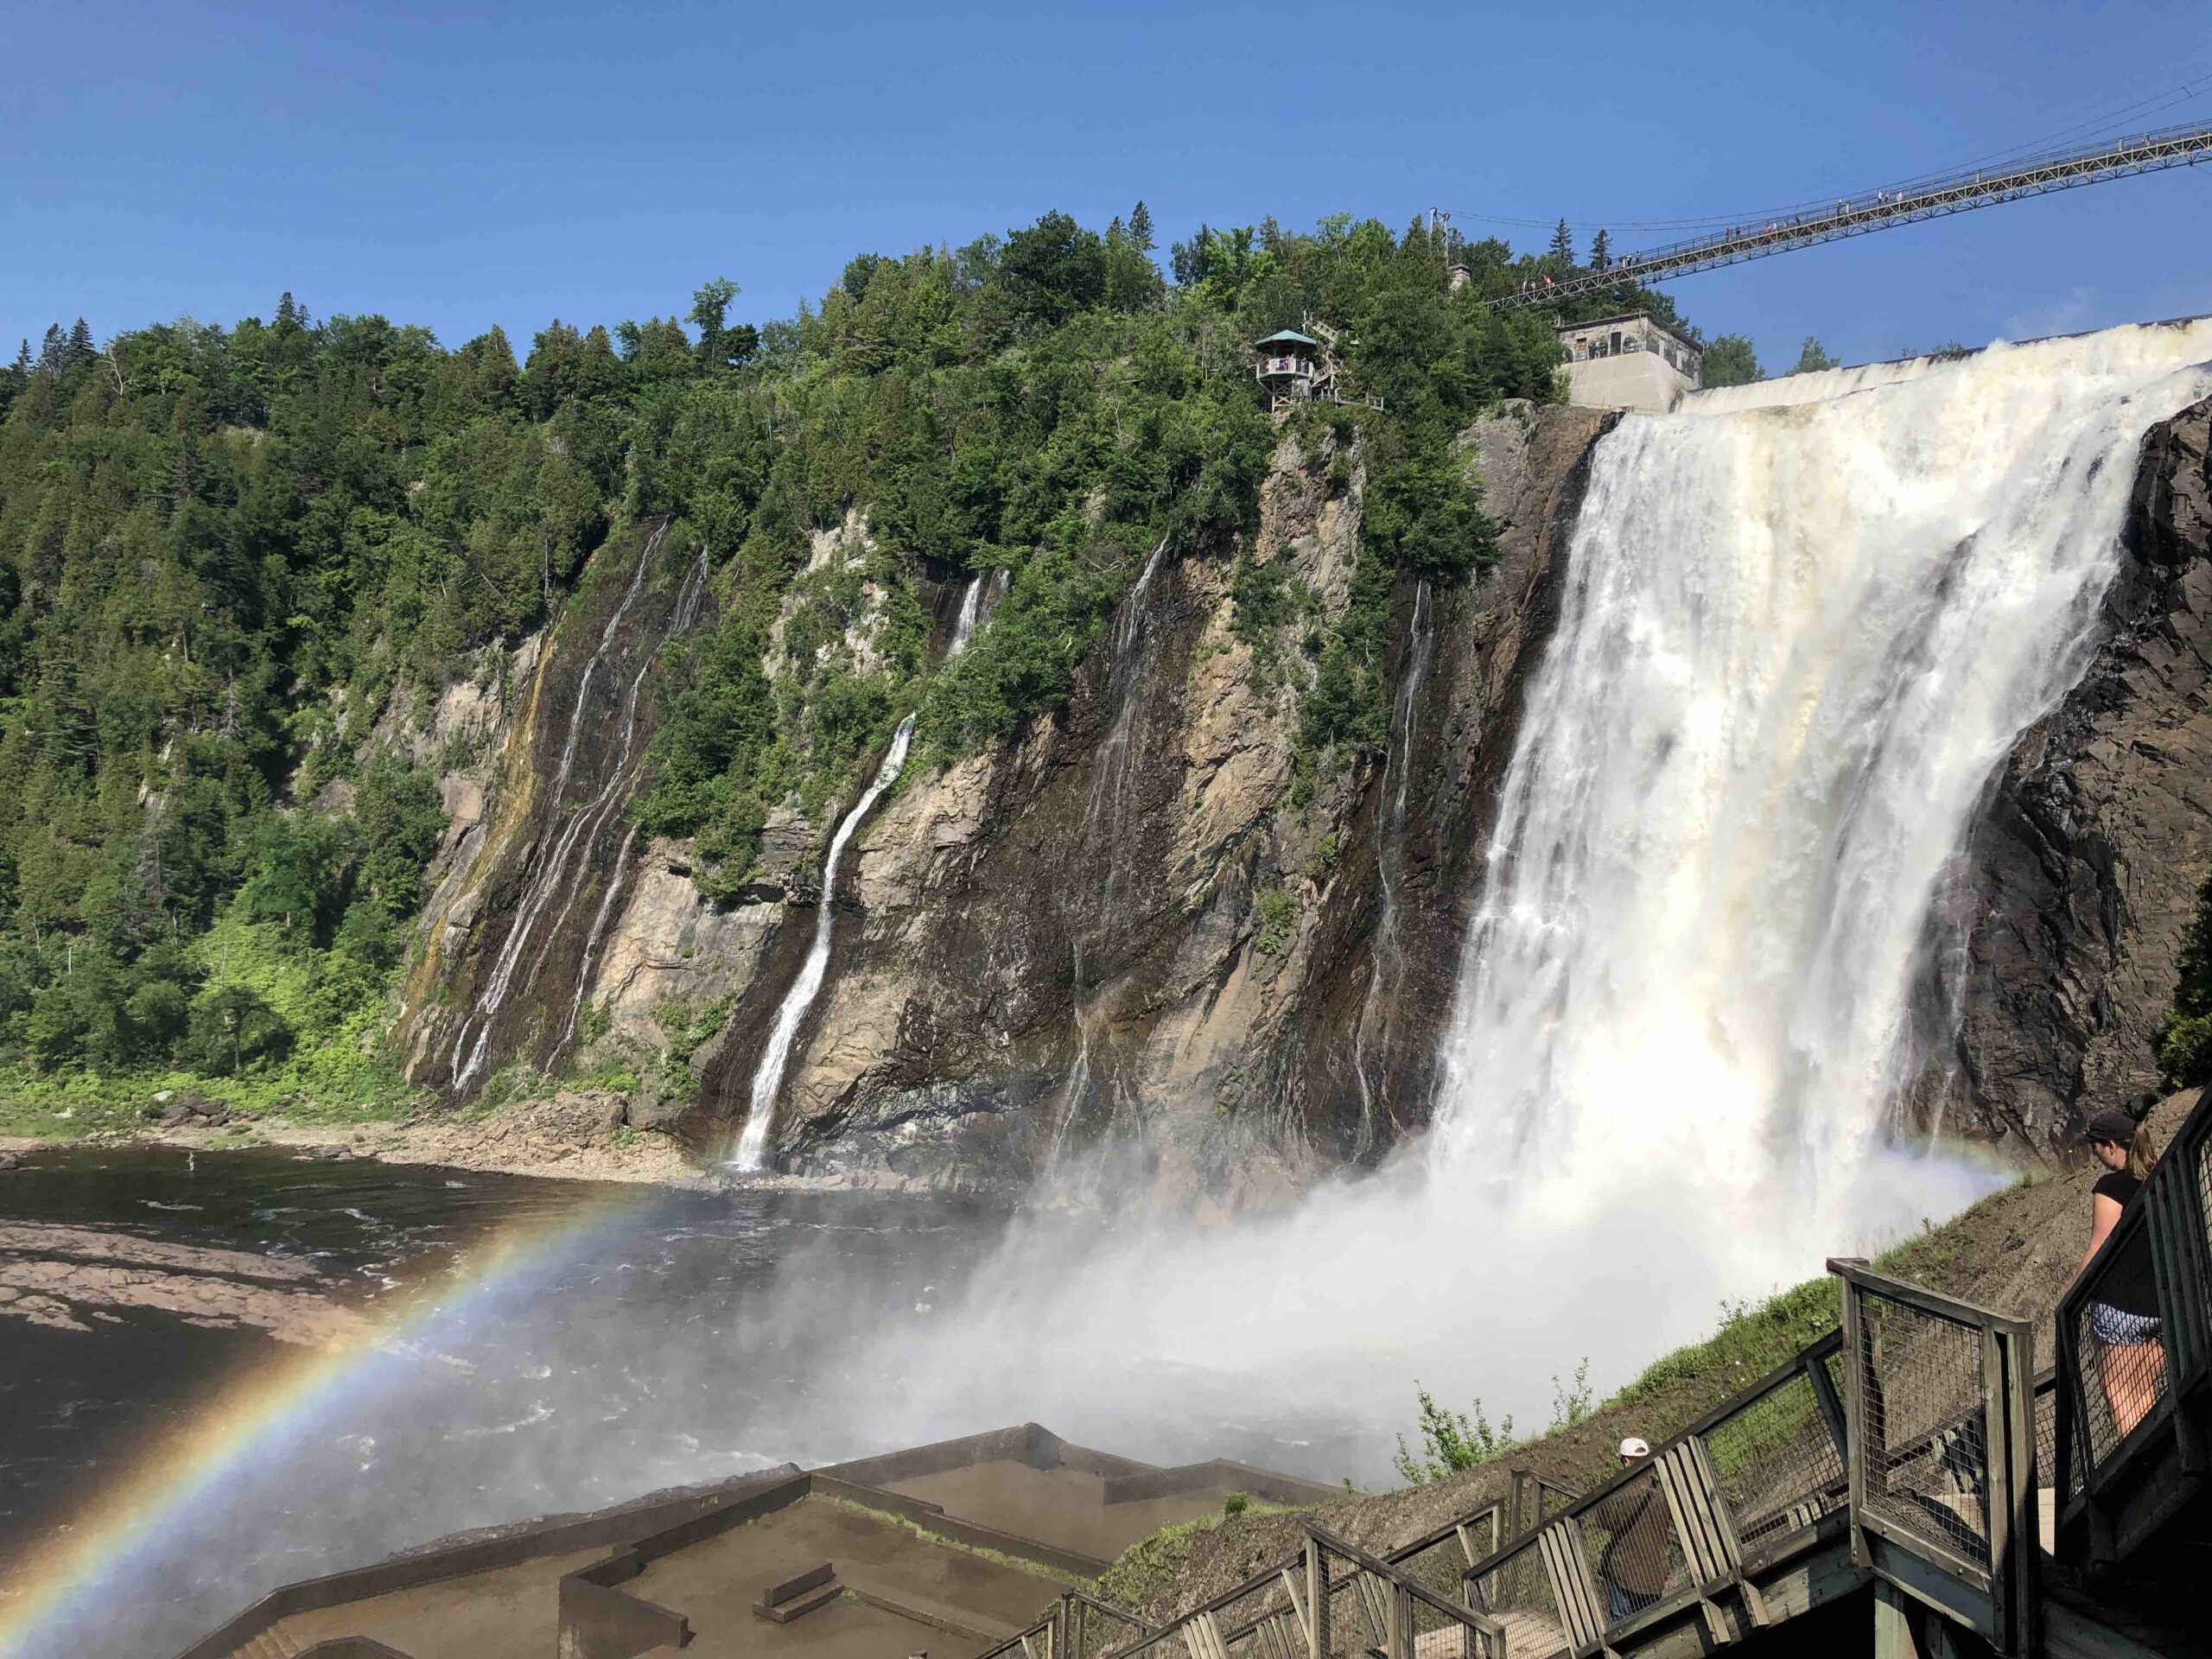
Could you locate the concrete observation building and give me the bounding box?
[1556,311,1703,411]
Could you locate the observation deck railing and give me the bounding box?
[2056,1084,2212,1566]
[977,1588,1157,1659]
[1831,1260,2038,1655]
[1459,1333,1849,1657]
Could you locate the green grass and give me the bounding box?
[1095,1501,1297,1611]
[814,1492,1086,1586]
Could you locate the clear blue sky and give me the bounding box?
[5,0,2209,374]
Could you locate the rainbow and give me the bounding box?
[0,1188,650,1659]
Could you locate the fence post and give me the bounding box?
[1390,1583,1414,1659]
[1832,1258,1873,1568]
[1304,1531,1326,1659]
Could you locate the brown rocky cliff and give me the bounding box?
[564,406,1617,1197]
[1920,397,2212,1150]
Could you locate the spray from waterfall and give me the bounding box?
[732,715,918,1171]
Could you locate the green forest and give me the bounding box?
[0,209,1668,1122]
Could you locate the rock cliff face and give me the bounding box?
[391,395,2212,1192]
[392,407,1614,1196]
[1917,397,2212,1150]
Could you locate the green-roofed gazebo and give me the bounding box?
[1253,328,1334,410]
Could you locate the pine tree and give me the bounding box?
[1590,229,1611,272]
[1128,200,1154,253]
[276,291,302,327]
[37,323,66,375]
[1548,218,1575,265]
[67,318,95,370]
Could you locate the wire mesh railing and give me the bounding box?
[1833,1260,2037,1652]
[1106,1525,1502,1659]
[1452,1333,1852,1656]
[978,1590,1154,1659]
[1699,1349,1849,1557]
[1850,1287,1995,1568]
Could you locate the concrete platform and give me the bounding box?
[179,1425,1333,1659]
[886,1459,1253,1563]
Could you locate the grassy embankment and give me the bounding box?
[1096,1109,2145,1623]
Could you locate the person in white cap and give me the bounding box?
[1592,1437,1665,1624]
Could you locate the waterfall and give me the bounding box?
[948,571,988,657]
[1350,576,1432,1148]
[1053,537,1171,1150]
[732,713,918,1172]
[450,521,668,1093]
[1430,321,2212,1249]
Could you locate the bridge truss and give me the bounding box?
[1490,116,2212,313]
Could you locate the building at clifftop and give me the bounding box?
[1556,311,1703,411]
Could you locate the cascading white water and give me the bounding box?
[948,571,988,657]
[450,522,667,1093]
[1432,321,2212,1251]
[732,713,918,1172]
[822,322,2212,1468]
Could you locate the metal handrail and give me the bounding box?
[1491,116,2212,312]
[978,1588,1154,1659]
[1459,1332,1850,1652]
[1831,1260,2037,1654]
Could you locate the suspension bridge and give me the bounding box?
[1489,115,2212,313]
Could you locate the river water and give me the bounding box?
[0,1147,1368,1659]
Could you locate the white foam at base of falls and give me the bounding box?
[732,713,918,1172]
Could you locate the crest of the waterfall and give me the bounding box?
[733,713,918,1172]
[1429,321,2212,1257]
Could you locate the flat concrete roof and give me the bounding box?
[625,1493,1056,1658]
[270,1546,607,1659]
[181,1425,1340,1659]
[886,1459,1252,1563]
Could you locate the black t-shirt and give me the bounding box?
[2089,1168,2158,1316]
[2092,1169,2143,1211]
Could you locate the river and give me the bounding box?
[0,1146,1369,1659]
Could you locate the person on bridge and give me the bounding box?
[2072,1108,2167,1438]
[1593,1438,1668,1624]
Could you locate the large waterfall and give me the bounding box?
[1432,321,2212,1255]
[842,321,2212,1459]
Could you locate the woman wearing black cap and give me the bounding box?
[2072,1109,2165,1437]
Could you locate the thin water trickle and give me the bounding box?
[450,523,669,1092]
[733,714,918,1171]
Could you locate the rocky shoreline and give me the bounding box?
[0,1090,990,1198]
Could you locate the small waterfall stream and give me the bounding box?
[733,714,918,1171]
[730,567,1001,1169]
[449,522,671,1093]
[1053,537,1171,1152]
[1348,576,1432,1150]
